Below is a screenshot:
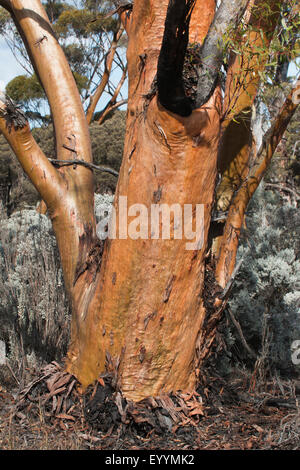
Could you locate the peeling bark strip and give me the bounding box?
[144,311,157,330]
[0,95,27,131]
[154,121,171,150]
[128,144,136,160]
[157,0,196,116]
[163,275,176,303]
[153,185,162,203]
[74,226,104,285]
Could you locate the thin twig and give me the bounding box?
[227,307,256,359]
[49,159,119,177]
[219,256,244,299]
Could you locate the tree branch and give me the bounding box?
[97,65,127,124]
[48,158,119,177]
[0,93,64,208]
[0,0,12,9]
[97,99,127,125]
[85,25,124,124]
[196,0,249,108]
[215,82,300,288]
[3,0,92,165]
[227,307,256,358]
[109,2,133,35]
[157,0,196,117]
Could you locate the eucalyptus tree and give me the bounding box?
[0,0,298,401]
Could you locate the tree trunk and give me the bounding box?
[1,0,297,403]
[65,0,220,401]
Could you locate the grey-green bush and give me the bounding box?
[0,194,115,369]
[0,204,70,367]
[228,184,300,377]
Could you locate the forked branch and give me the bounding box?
[86,24,124,124]
[215,82,300,289]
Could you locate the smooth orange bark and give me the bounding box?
[0,0,296,403]
[65,0,219,400]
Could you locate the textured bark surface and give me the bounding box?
[66,0,220,400]
[0,0,297,403]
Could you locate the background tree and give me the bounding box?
[0,0,298,403]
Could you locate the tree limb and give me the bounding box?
[0,93,64,208]
[196,0,249,108]
[86,25,124,124]
[215,81,300,288]
[2,0,92,166]
[97,65,127,124]
[0,0,12,9]
[110,1,133,35]
[227,307,256,359]
[97,99,127,125]
[48,158,119,177]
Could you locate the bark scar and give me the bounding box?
[153,185,162,203]
[144,311,157,330]
[163,275,176,303]
[73,226,104,285]
[154,121,171,151]
[34,35,48,47]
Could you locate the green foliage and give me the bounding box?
[54,7,118,38]
[222,0,300,85]
[0,7,10,34]
[5,74,44,103]
[43,0,68,23]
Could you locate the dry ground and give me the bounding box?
[0,362,299,451]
